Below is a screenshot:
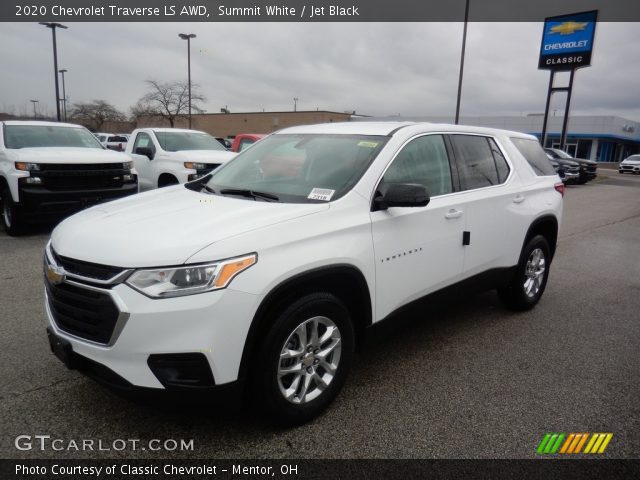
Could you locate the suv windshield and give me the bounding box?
[4,125,104,149]
[153,131,227,152]
[205,134,388,203]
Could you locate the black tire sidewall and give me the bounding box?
[257,292,354,425]
[513,235,551,308]
[1,187,20,235]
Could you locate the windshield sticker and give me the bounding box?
[137,137,149,148]
[308,188,335,201]
[357,140,379,148]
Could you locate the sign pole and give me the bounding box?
[559,69,575,150]
[540,71,555,148]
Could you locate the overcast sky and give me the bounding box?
[1,22,639,121]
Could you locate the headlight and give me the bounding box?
[125,253,257,298]
[15,162,40,171]
[123,161,134,170]
[184,162,207,170]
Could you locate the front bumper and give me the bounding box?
[619,165,640,173]
[19,182,138,222]
[44,277,263,390]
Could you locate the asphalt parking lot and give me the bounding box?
[1,170,639,459]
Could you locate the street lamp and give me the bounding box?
[30,100,39,119]
[39,22,68,122]
[293,97,299,112]
[178,33,196,129]
[59,69,68,121]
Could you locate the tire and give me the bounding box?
[498,235,551,311]
[1,187,23,236]
[158,175,179,188]
[254,292,354,426]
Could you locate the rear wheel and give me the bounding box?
[498,235,551,311]
[1,187,23,236]
[254,292,354,425]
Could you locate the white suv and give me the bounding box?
[44,122,563,424]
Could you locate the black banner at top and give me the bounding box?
[2,0,640,22]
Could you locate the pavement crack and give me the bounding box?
[3,377,80,402]
[559,212,640,242]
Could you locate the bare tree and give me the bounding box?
[69,100,125,131]
[135,79,206,127]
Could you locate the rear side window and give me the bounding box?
[511,137,556,176]
[382,134,453,197]
[488,138,510,182]
[450,135,501,190]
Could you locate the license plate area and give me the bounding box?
[47,328,75,369]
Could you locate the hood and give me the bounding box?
[13,147,129,164]
[555,158,579,167]
[51,186,329,267]
[167,150,235,164]
[621,158,640,165]
[572,157,597,166]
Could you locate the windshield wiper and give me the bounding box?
[220,188,280,202]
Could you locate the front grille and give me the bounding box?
[51,248,125,282]
[196,164,221,176]
[46,280,119,344]
[41,163,126,171]
[37,163,129,191]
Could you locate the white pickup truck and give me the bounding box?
[0,121,138,235]
[125,128,235,191]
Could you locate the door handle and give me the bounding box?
[513,194,525,204]
[445,209,463,219]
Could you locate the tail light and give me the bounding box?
[554,182,565,197]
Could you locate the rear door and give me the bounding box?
[370,134,466,320]
[447,134,523,276]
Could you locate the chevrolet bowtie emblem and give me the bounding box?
[550,21,589,35]
[46,264,66,285]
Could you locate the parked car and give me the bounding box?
[102,134,129,152]
[125,128,236,191]
[619,154,640,174]
[544,148,597,184]
[44,122,563,424]
[546,154,580,184]
[0,121,138,235]
[231,133,266,152]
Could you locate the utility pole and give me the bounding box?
[39,22,68,122]
[178,33,196,128]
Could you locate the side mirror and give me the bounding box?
[373,183,430,211]
[134,146,154,160]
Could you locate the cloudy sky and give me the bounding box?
[1,21,639,121]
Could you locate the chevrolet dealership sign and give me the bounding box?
[539,10,597,70]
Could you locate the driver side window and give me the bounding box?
[133,132,155,155]
[382,135,453,197]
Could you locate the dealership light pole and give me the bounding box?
[39,22,68,122]
[293,97,299,112]
[178,33,196,128]
[30,99,39,119]
[59,69,68,121]
[455,0,470,125]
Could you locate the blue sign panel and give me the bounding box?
[539,10,597,70]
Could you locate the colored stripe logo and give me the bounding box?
[537,433,613,454]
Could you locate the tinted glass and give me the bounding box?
[133,132,155,153]
[382,135,452,197]
[488,138,510,183]
[154,131,226,152]
[514,138,556,176]
[206,134,388,203]
[4,125,103,149]
[107,135,128,142]
[451,135,499,190]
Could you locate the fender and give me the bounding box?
[236,264,372,382]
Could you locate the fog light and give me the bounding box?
[19,176,43,185]
[123,174,136,182]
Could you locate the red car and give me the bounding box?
[231,133,266,152]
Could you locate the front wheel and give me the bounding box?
[1,187,23,236]
[254,292,354,425]
[498,235,551,311]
